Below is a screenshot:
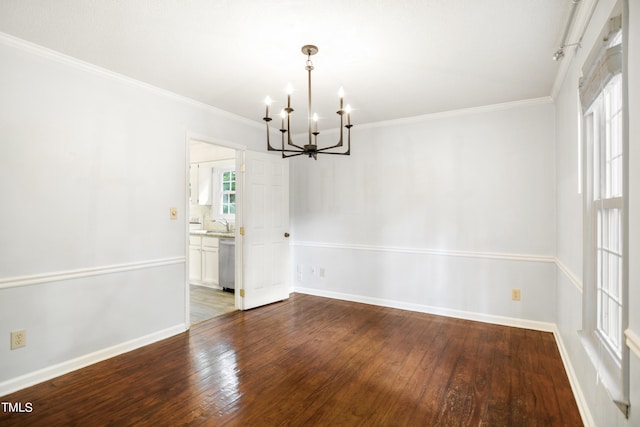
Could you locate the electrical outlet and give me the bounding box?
[512,289,521,301]
[11,329,26,350]
[169,207,178,220]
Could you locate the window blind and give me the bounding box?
[579,16,622,112]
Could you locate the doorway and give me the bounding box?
[188,139,238,325]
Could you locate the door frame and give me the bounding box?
[184,132,246,328]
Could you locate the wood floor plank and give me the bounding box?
[407,319,465,425]
[371,316,441,425]
[489,324,518,422]
[0,293,583,426]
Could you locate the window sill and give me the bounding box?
[578,330,629,417]
[625,329,640,359]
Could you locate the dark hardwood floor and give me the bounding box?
[1,293,583,426]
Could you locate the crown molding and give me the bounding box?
[357,97,554,131]
[0,32,263,131]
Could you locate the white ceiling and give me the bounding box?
[0,0,573,132]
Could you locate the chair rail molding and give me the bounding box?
[292,241,556,264]
[0,257,186,289]
[625,329,640,359]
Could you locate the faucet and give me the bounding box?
[213,218,230,232]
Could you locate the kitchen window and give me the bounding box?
[220,169,236,216]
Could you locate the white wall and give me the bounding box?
[2,3,638,422]
[555,0,640,425]
[0,35,263,393]
[291,100,557,324]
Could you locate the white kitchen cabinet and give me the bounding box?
[189,164,198,204]
[197,162,214,205]
[189,234,219,287]
[202,236,219,286]
[189,161,216,205]
[189,235,203,283]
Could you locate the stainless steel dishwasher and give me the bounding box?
[219,238,235,292]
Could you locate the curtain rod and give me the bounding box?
[553,0,585,61]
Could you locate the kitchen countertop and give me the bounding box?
[190,230,235,238]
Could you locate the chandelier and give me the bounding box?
[263,45,353,159]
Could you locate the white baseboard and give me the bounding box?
[294,286,594,427]
[294,287,556,332]
[551,326,596,427]
[0,324,187,397]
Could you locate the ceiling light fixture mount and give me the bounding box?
[263,44,353,159]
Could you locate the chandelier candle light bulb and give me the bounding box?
[264,96,271,118]
[262,44,353,159]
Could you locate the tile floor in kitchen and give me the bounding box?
[190,285,236,325]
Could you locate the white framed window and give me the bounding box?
[580,4,629,416]
[589,74,624,358]
[221,169,236,216]
[213,167,236,218]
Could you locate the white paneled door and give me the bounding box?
[239,151,290,310]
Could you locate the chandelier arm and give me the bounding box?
[316,140,344,151]
[265,120,303,154]
[316,123,352,154]
[315,128,346,152]
[281,128,286,152]
[316,150,350,155]
[316,145,345,152]
[315,136,349,153]
[317,108,345,151]
[338,108,344,147]
[269,147,308,154]
[281,151,307,158]
[265,123,303,154]
[286,138,305,150]
[264,120,280,152]
[285,112,305,150]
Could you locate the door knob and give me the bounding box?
[284,232,290,238]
